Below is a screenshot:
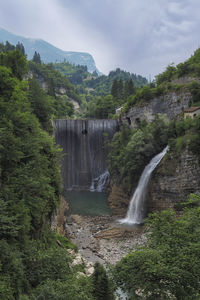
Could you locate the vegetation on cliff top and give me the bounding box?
[122,48,200,113]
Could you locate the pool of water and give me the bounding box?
[64,191,111,216]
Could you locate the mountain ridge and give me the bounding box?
[0,27,100,74]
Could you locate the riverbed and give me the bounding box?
[65,214,147,265]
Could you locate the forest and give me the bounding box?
[1,41,200,299]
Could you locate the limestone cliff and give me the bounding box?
[147,150,200,212]
[51,195,69,235]
[121,91,192,127]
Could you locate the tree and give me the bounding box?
[28,77,54,132]
[113,194,200,299]
[95,95,115,118]
[32,51,41,64]
[0,49,27,80]
[92,262,114,300]
[16,42,25,56]
[111,79,119,99]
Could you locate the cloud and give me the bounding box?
[0,0,200,77]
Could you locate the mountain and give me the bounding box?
[0,27,100,74]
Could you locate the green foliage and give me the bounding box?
[94,95,116,118]
[55,233,78,251]
[53,64,147,118]
[111,78,136,105]
[155,63,176,85]
[53,95,74,119]
[92,262,114,300]
[32,51,41,64]
[0,44,96,300]
[16,42,26,56]
[28,60,80,102]
[54,61,89,85]
[28,77,54,132]
[113,194,200,299]
[155,48,200,85]
[109,113,200,193]
[31,276,93,300]
[108,115,169,191]
[124,84,173,112]
[0,49,27,80]
[188,81,200,105]
[169,116,200,158]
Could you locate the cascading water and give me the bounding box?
[120,146,169,225]
[90,170,110,192]
[53,119,117,191]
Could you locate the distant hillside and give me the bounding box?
[54,63,147,97]
[0,27,100,74]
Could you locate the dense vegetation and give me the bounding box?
[156,48,200,85]
[108,115,169,192]
[2,40,200,300]
[121,48,200,113]
[0,43,116,299]
[28,60,80,102]
[113,193,200,299]
[54,63,148,118]
[108,114,200,193]
[54,63,147,95]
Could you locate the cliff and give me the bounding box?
[147,149,200,212]
[108,183,130,215]
[121,91,192,127]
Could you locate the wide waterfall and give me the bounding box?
[120,146,169,225]
[53,119,118,191]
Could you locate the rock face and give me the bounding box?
[147,150,200,212]
[108,183,130,215]
[121,92,192,128]
[51,195,69,235]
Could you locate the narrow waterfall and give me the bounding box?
[53,119,117,191]
[90,170,110,192]
[120,146,169,225]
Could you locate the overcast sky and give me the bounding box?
[0,0,199,78]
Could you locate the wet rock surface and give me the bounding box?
[65,214,147,265]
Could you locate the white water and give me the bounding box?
[90,170,110,192]
[120,146,169,225]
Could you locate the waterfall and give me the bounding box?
[53,119,117,191]
[90,170,110,192]
[120,146,169,225]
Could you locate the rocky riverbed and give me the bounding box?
[65,214,147,265]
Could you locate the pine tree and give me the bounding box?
[111,79,119,99]
[16,42,25,56]
[32,51,41,64]
[92,262,114,300]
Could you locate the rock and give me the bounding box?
[85,267,94,276]
[51,195,69,235]
[72,253,83,266]
[108,183,130,215]
[67,249,75,256]
[77,271,86,278]
[148,149,200,211]
[121,91,192,128]
[71,214,84,225]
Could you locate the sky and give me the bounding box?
[0,0,199,78]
